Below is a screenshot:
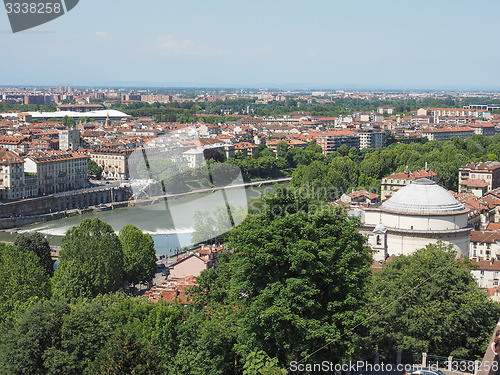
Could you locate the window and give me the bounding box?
[481,270,485,275]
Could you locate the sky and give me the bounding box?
[1,0,500,90]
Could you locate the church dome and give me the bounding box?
[381,178,465,214]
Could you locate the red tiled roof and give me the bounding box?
[470,231,500,243]
[460,178,490,188]
[384,169,437,180]
[0,148,24,164]
[487,223,500,231]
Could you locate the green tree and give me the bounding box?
[91,331,161,375]
[137,158,188,193]
[364,242,500,359]
[119,224,157,287]
[337,144,349,156]
[243,351,287,375]
[52,218,124,299]
[191,187,373,368]
[0,243,51,322]
[14,232,54,276]
[0,299,69,375]
[276,141,289,159]
[192,204,247,245]
[88,158,103,179]
[62,115,75,128]
[0,295,140,375]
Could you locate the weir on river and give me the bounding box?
[0,184,284,256]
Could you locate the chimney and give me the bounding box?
[425,161,428,170]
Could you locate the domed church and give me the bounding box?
[363,178,471,261]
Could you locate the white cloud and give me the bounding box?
[154,34,227,56]
[95,31,110,42]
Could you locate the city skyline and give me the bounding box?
[1,0,500,90]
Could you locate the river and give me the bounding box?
[0,184,284,256]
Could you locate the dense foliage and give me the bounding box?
[52,218,125,299]
[0,243,50,323]
[119,224,157,287]
[292,134,500,197]
[363,243,500,359]
[14,232,54,276]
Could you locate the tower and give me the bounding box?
[371,222,388,261]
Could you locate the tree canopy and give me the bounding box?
[188,186,373,369]
[0,243,51,323]
[363,242,500,359]
[14,232,54,276]
[119,224,157,286]
[52,218,124,299]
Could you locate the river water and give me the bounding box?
[0,184,282,256]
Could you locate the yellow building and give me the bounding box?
[90,148,133,180]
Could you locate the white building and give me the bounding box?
[470,259,500,289]
[363,178,471,261]
[59,129,81,151]
[357,130,385,150]
[183,148,205,168]
[24,150,88,195]
[0,149,26,200]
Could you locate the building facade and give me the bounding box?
[421,127,475,141]
[357,129,386,150]
[59,129,81,151]
[0,149,26,200]
[316,130,359,155]
[90,148,132,180]
[24,150,88,195]
[459,161,500,194]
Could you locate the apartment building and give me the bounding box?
[90,148,133,180]
[470,258,500,289]
[56,104,104,112]
[380,169,437,200]
[24,150,88,195]
[470,231,500,261]
[377,107,395,115]
[417,107,491,121]
[316,130,359,155]
[421,126,475,141]
[0,149,26,200]
[59,129,81,151]
[459,161,500,195]
[357,129,386,149]
[468,123,496,137]
[0,136,29,153]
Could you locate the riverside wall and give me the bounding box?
[0,187,131,229]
